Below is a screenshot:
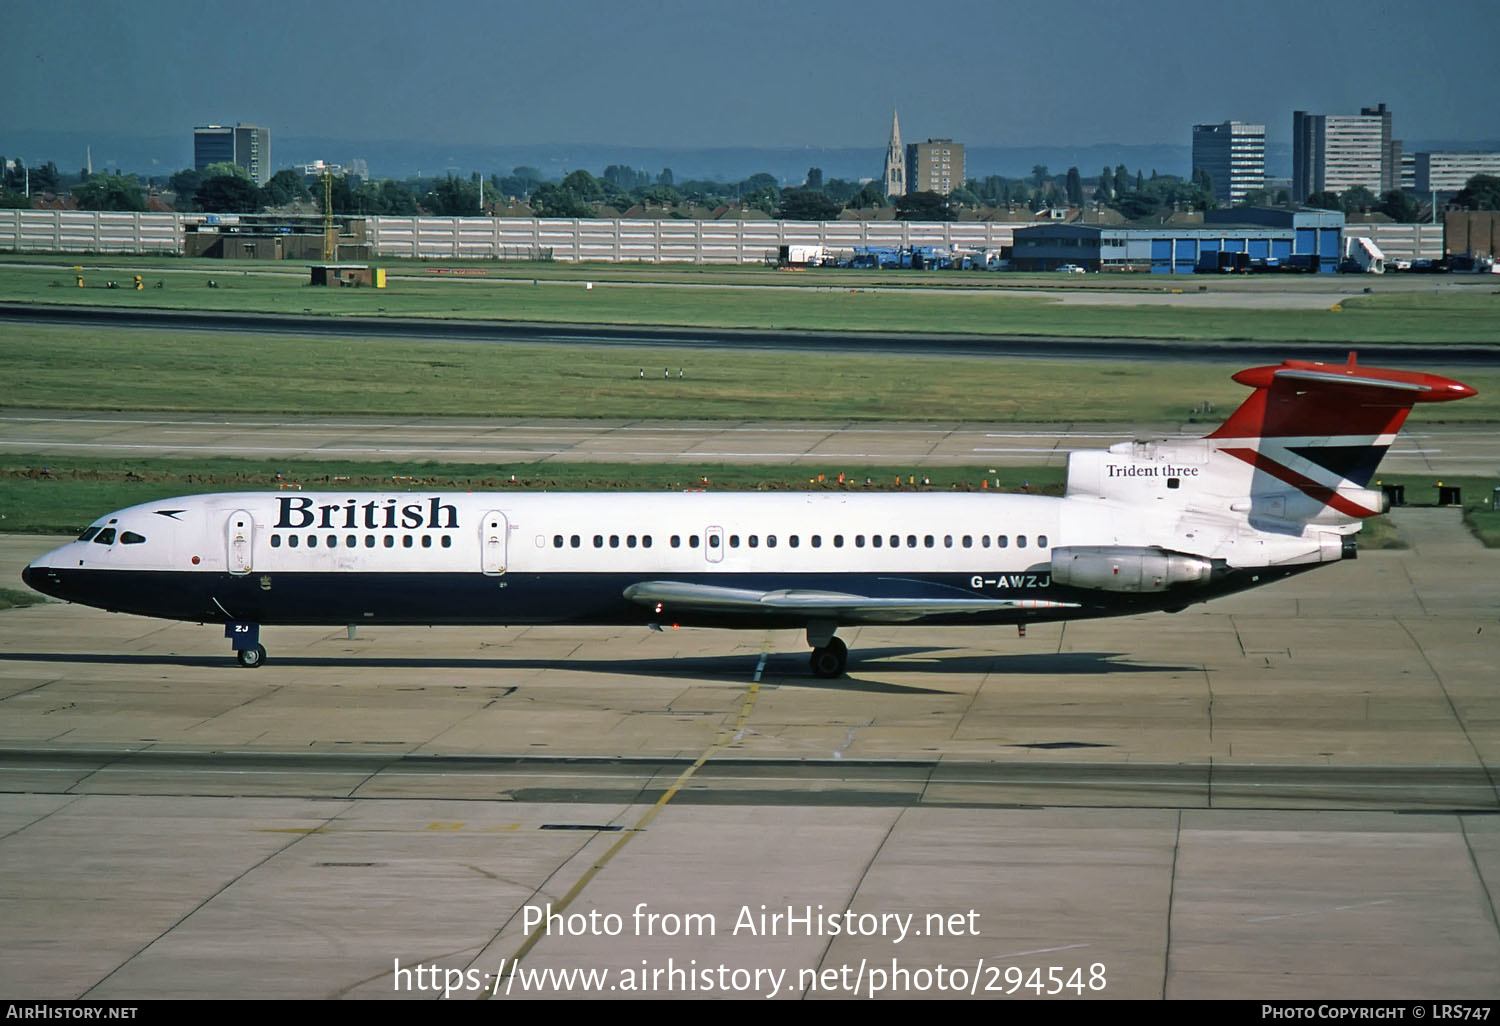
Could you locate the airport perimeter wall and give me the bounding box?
[0,210,185,254]
[0,208,1445,263]
[362,217,1023,263]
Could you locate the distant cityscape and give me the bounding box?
[2,99,1498,224]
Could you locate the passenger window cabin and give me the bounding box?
[463,520,1048,564]
[265,533,454,549]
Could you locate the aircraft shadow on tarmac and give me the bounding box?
[0,648,1195,694]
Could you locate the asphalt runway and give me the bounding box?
[3,411,1496,477]
[1,508,1497,1000]
[2,302,1496,365]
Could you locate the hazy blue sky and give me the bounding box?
[3,0,1497,149]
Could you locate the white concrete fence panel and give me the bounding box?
[7,209,1444,264]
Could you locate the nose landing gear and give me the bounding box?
[236,644,268,668]
[226,621,267,668]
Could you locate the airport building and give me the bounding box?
[1444,210,1500,260]
[193,124,272,186]
[1415,152,1500,198]
[1292,104,1398,201]
[1361,102,1399,194]
[1400,151,1416,191]
[1191,121,1265,205]
[905,139,964,196]
[1010,208,1345,274]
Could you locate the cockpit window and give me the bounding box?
[93,528,116,545]
[77,526,101,542]
[120,531,146,545]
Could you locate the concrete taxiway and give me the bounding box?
[3,410,1496,477]
[1,508,1498,1000]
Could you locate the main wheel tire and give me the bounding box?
[236,644,267,668]
[808,637,848,679]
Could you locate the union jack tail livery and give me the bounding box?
[1207,353,1476,522]
[1063,353,1475,578]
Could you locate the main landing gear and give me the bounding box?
[809,638,848,679]
[807,621,848,679]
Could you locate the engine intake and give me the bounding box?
[1050,546,1215,594]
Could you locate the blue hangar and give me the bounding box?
[1011,209,1344,274]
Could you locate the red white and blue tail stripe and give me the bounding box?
[1206,353,1476,520]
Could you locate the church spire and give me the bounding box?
[883,109,905,199]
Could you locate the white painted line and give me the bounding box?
[992,943,1090,958]
[984,432,1144,438]
[1246,899,1392,923]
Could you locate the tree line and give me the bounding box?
[4,153,1497,222]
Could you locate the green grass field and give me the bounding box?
[0,253,1164,290]
[2,259,1498,343]
[6,323,1500,422]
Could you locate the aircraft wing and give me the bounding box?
[623,580,1078,623]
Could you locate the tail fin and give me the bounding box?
[1207,353,1475,519]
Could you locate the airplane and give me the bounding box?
[20,355,1476,678]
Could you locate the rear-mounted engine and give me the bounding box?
[1050,546,1216,594]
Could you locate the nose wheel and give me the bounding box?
[236,644,268,668]
[808,637,848,679]
[226,622,266,668]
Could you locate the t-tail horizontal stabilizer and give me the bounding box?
[1206,352,1476,523]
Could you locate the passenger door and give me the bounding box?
[481,510,508,576]
[226,510,253,575]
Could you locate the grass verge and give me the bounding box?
[1463,505,1500,547]
[1377,473,1500,548]
[1355,515,1404,550]
[2,260,1498,343]
[0,586,48,609]
[6,324,1500,421]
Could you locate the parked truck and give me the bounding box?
[1195,251,1251,274]
[776,244,825,267]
